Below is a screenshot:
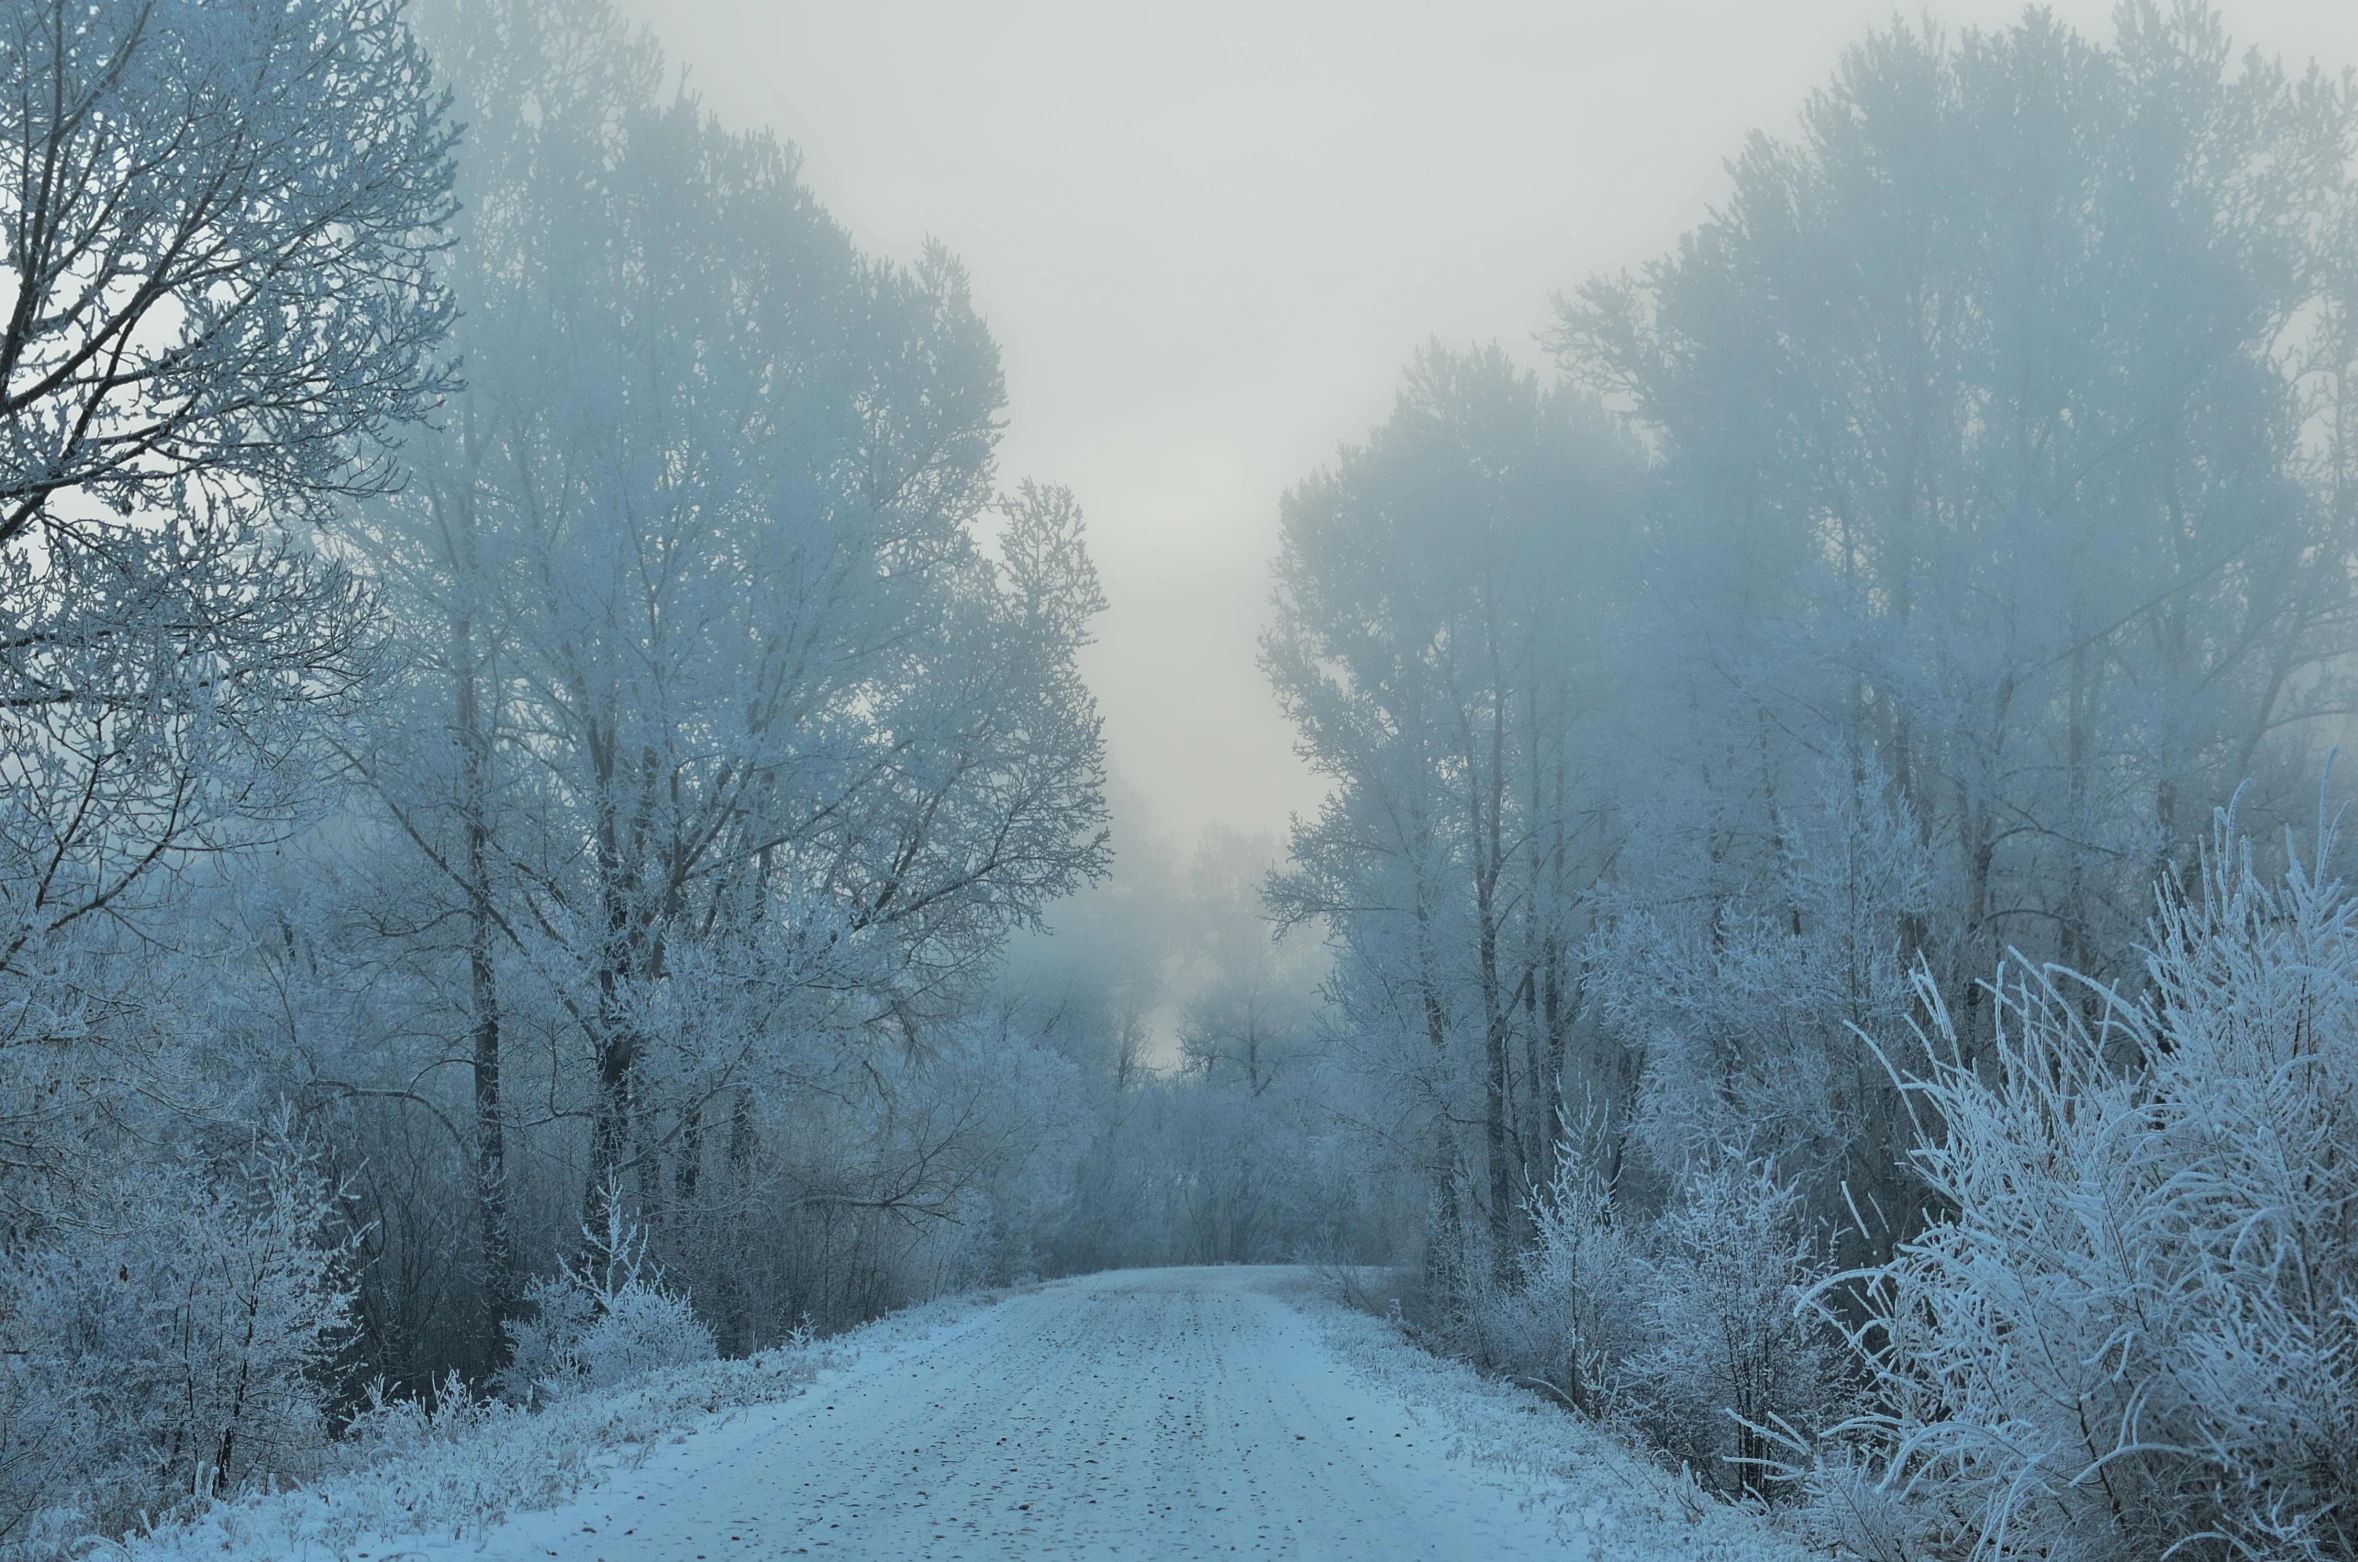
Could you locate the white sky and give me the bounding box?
[619,0,2358,856]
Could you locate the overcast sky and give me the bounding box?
[618,0,2358,859]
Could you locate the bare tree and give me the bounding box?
[0,0,457,977]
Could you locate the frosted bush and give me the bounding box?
[1476,1117,1644,1418]
[1814,802,2358,1560]
[1479,1117,1842,1499]
[497,1273,597,1403]
[571,1280,719,1392]
[498,1201,715,1405]
[0,1116,351,1557]
[1624,1158,1843,1497]
[115,1303,851,1562]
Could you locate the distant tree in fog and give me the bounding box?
[1544,0,2358,1286]
[1267,343,1641,1295]
[323,0,1109,1366]
[1176,828,1318,1096]
[1556,2,2358,1014]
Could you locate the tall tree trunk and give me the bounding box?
[1474,699,1514,1288]
[586,1028,634,1230]
[1415,873,1464,1317]
[1542,932,1572,1139]
[676,1102,702,1203]
[585,719,662,1236]
[455,604,512,1346]
[2064,645,2094,976]
[1479,907,1513,1287]
[442,448,513,1355]
[587,787,638,1234]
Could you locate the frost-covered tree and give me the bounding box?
[1556,3,2356,1018]
[407,0,1103,1224]
[1269,343,1639,1295]
[290,0,1110,1374]
[1536,0,2358,1299]
[0,0,455,975]
[0,0,455,537]
[0,1,454,1544]
[1591,767,1933,1246]
[1266,3,2358,1511]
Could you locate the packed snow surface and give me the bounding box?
[332,1266,1797,1562]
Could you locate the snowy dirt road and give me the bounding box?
[394,1266,1794,1562]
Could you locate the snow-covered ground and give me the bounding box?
[130,1267,1810,1562]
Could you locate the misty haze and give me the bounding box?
[5,1,2358,1559]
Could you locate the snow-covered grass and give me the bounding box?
[1299,1274,1819,1561]
[101,1290,1001,1562]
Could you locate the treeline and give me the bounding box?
[1266,6,2358,1558]
[996,819,1405,1277]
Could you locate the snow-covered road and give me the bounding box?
[397,1266,1793,1562]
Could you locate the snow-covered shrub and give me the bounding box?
[497,1202,715,1405]
[1475,1116,1645,1417]
[0,1116,351,1556]
[1479,1119,1842,1499]
[1623,1158,1843,1498]
[116,1307,846,1562]
[1813,804,2358,1560]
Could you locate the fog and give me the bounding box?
[625,0,2358,849]
[9,3,2358,1557]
